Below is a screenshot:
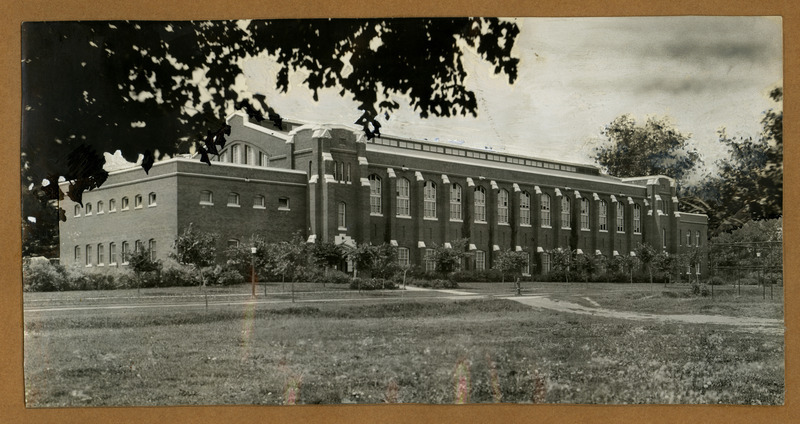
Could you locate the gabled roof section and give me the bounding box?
[226,112,292,141]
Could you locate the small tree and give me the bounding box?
[549,248,573,282]
[493,250,528,294]
[652,251,674,286]
[128,248,162,293]
[170,224,218,288]
[428,239,469,278]
[345,243,379,279]
[574,253,599,284]
[312,241,345,274]
[634,242,657,284]
[371,244,401,279]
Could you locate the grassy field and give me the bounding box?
[23,283,784,406]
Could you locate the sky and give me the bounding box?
[239,17,783,177]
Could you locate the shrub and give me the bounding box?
[350,278,397,290]
[23,260,68,292]
[450,270,503,282]
[417,279,459,289]
[317,270,352,285]
[707,276,725,286]
[216,268,246,286]
[160,266,197,287]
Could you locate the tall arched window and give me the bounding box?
[369,175,382,214]
[424,181,437,219]
[109,242,117,264]
[541,252,551,273]
[696,231,701,246]
[498,189,509,224]
[97,201,104,214]
[561,196,571,229]
[85,202,92,215]
[396,178,410,217]
[338,202,347,228]
[121,241,130,263]
[450,184,462,221]
[148,192,157,206]
[633,204,642,234]
[474,186,486,222]
[85,244,92,266]
[520,192,531,225]
[121,196,129,210]
[230,144,241,164]
[662,228,667,248]
[599,200,608,231]
[616,202,625,232]
[541,194,551,227]
[74,204,81,217]
[580,198,590,230]
[134,194,143,208]
[109,199,116,212]
[97,243,104,265]
[74,245,81,262]
[425,248,436,271]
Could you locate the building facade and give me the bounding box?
[59,113,708,275]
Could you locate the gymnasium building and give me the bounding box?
[59,112,708,275]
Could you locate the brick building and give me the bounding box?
[59,112,708,276]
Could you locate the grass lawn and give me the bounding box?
[24,292,784,406]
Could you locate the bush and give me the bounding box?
[416,279,459,289]
[349,278,397,290]
[23,260,68,292]
[161,266,197,287]
[317,270,352,285]
[450,270,503,282]
[707,276,725,286]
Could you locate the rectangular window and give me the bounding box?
[148,192,157,206]
[259,152,269,167]
[475,250,486,271]
[134,194,143,208]
[85,203,92,215]
[397,179,410,216]
[424,181,437,219]
[542,253,550,273]
[338,202,347,228]
[425,248,435,272]
[633,204,641,234]
[227,193,240,207]
[561,197,570,229]
[109,199,116,212]
[498,190,509,224]
[599,200,608,231]
[398,247,409,267]
[580,198,590,230]
[110,243,117,264]
[450,184,462,221]
[149,239,157,261]
[200,191,213,205]
[253,195,266,208]
[85,244,92,266]
[520,192,531,225]
[616,203,625,232]
[97,243,104,265]
[541,194,551,227]
[474,188,486,222]
[696,231,701,247]
[243,145,251,165]
[369,175,382,214]
[74,246,81,262]
[278,197,290,210]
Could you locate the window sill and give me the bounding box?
[449,219,463,223]
[97,263,104,267]
[541,225,552,229]
[85,214,92,217]
[581,228,591,232]
[338,227,347,231]
[561,227,571,230]
[474,220,488,224]
[599,229,608,233]
[148,204,157,208]
[278,207,291,211]
[109,262,117,266]
[370,213,384,217]
[227,204,241,208]
[135,206,143,210]
[199,202,214,206]
[423,217,438,221]
[97,212,104,215]
[396,215,412,219]
[85,265,92,268]
[498,222,510,226]
[520,224,532,228]
[253,206,266,210]
[109,210,116,213]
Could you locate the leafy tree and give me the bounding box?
[427,239,469,277]
[271,233,312,283]
[634,242,657,284]
[344,243,379,278]
[170,224,218,287]
[492,250,529,283]
[370,244,401,279]
[652,251,675,285]
[681,88,782,235]
[311,241,345,272]
[549,248,573,282]
[574,253,599,284]
[594,115,700,183]
[128,248,162,292]
[21,19,520,220]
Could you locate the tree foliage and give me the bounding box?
[681,88,782,234]
[21,19,520,215]
[634,242,657,284]
[594,115,700,183]
[170,224,218,269]
[492,250,528,280]
[427,239,469,276]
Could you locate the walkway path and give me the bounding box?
[505,295,784,334]
[407,285,784,335]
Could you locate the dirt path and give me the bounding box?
[504,295,784,335]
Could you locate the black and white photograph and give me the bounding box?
[20,17,783,407]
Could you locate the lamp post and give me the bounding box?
[251,246,257,297]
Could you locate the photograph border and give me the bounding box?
[2,1,797,422]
